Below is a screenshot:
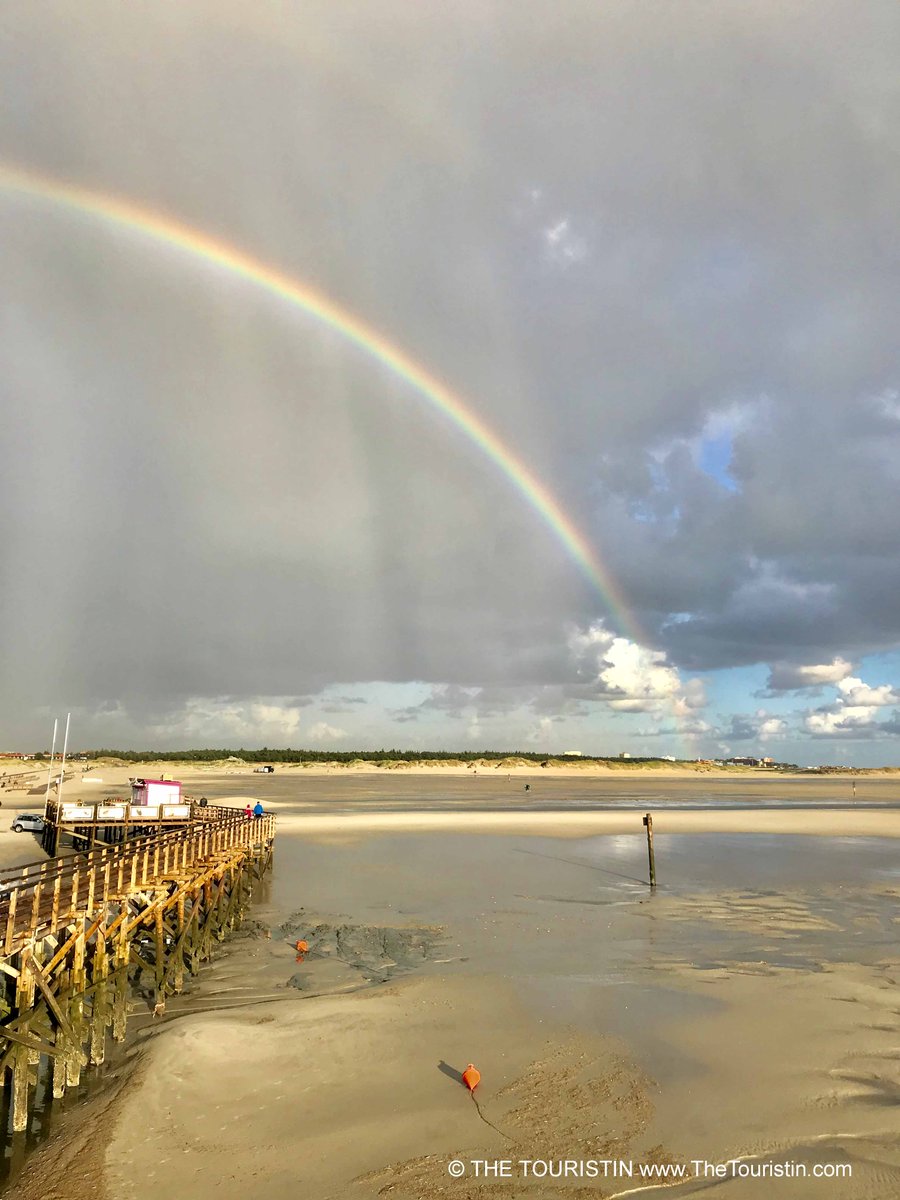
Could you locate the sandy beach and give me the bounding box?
[5,767,900,1199]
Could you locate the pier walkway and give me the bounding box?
[0,804,275,1133]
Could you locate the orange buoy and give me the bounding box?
[295,939,309,953]
[462,1064,481,1092]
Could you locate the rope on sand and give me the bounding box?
[469,1090,510,1140]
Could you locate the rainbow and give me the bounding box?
[0,161,644,643]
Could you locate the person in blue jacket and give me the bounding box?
[253,801,264,819]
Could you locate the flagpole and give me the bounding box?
[56,712,71,806]
[43,717,58,816]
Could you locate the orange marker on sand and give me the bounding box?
[295,939,309,953]
[462,1064,481,1092]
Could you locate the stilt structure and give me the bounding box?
[0,805,275,1135]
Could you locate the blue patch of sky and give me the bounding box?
[630,458,683,525]
[696,429,739,492]
[858,650,900,687]
[701,663,797,717]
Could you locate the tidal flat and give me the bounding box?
[9,771,900,1199]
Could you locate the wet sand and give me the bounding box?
[7,772,900,1199]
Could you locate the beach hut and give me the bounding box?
[131,777,182,806]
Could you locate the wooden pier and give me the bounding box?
[0,804,275,1134]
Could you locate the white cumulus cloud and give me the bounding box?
[836,676,900,707]
[803,672,900,737]
[765,658,854,692]
[569,622,707,715]
[804,706,878,736]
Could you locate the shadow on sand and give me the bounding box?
[437,1060,464,1085]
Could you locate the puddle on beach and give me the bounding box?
[253,829,900,982]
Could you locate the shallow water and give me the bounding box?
[249,827,900,1010]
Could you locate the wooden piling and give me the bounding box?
[11,970,30,1132]
[90,929,108,1065]
[643,812,657,888]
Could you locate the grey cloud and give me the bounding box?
[721,715,764,743]
[803,708,900,740]
[389,686,477,723]
[759,659,854,696]
[391,685,542,723]
[2,3,900,745]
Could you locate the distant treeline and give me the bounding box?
[58,748,686,765]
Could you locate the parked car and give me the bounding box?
[11,814,45,833]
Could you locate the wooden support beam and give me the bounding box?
[154,908,165,1009]
[90,930,109,1066]
[51,966,70,1100]
[65,929,86,1089]
[11,969,32,1131]
[22,950,77,1044]
[0,1023,60,1059]
[173,895,186,993]
[43,911,106,977]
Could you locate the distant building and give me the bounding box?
[619,751,631,759]
[562,750,583,758]
[728,756,760,767]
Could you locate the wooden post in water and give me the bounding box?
[66,930,86,1089]
[112,907,129,1042]
[90,929,109,1066]
[11,967,32,1131]
[643,812,656,889]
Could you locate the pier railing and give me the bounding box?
[0,807,275,957]
[0,802,277,1136]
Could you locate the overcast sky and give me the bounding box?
[2,2,900,764]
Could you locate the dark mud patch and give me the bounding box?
[278,913,446,987]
